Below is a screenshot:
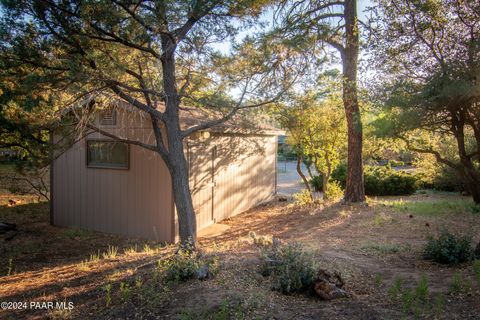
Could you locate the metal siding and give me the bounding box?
[52,110,173,242]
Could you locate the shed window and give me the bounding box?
[100,108,116,125]
[86,140,129,169]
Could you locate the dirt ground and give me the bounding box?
[1,191,480,320]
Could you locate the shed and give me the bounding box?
[51,99,280,242]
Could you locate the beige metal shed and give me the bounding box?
[51,101,279,242]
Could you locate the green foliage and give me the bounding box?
[261,242,317,295]
[119,282,131,302]
[388,160,405,167]
[383,198,480,216]
[388,277,403,300]
[102,246,118,259]
[158,248,220,282]
[332,164,418,196]
[423,230,474,264]
[310,175,323,192]
[104,283,112,307]
[292,189,314,206]
[449,272,470,294]
[324,180,344,200]
[331,163,347,188]
[415,274,429,302]
[374,273,383,287]
[364,166,417,196]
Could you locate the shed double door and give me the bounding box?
[189,145,216,230]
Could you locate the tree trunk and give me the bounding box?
[169,142,197,245]
[342,0,365,203]
[161,39,198,247]
[322,172,328,197]
[297,155,314,200]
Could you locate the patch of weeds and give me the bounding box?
[374,273,383,287]
[89,251,100,263]
[449,272,471,294]
[76,260,91,272]
[382,199,479,216]
[388,274,434,318]
[260,241,317,295]
[6,257,13,276]
[361,242,411,255]
[135,276,143,289]
[104,283,112,307]
[102,245,118,259]
[138,282,170,312]
[388,277,403,300]
[433,294,444,318]
[415,273,429,302]
[143,244,154,254]
[473,260,480,287]
[248,231,272,247]
[423,229,474,264]
[124,245,138,256]
[119,282,131,302]
[157,246,220,282]
[401,289,414,314]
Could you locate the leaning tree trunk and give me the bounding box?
[342,0,365,203]
[297,155,314,201]
[161,40,198,247]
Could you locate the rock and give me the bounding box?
[474,242,480,259]
[314,269,348,300]
[196,264,211,280]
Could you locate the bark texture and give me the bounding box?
[342,0,365,203]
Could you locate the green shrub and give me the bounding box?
[158,247,220,282]
[364,166,418,196]
[331,163,347,188]
[292,189,314,206]
[324,180,344,200]
[310,175,323,192]
[423,229,474,264]
[261,242,317,294]
[331,164,418,196]
[388,160,405,167]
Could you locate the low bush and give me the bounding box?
[423,229,474,264]
[310,175,323,192]
[388,160,405,167]
[158,247,220,282]
[331,164,418,196]
[331,163,347,188]
[261,242,317,294]
[324,180,344,200]
[364,166,417,196]
[292,189,314,206]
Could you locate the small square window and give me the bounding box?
[100,108,116,125]
[86,140,129,169]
